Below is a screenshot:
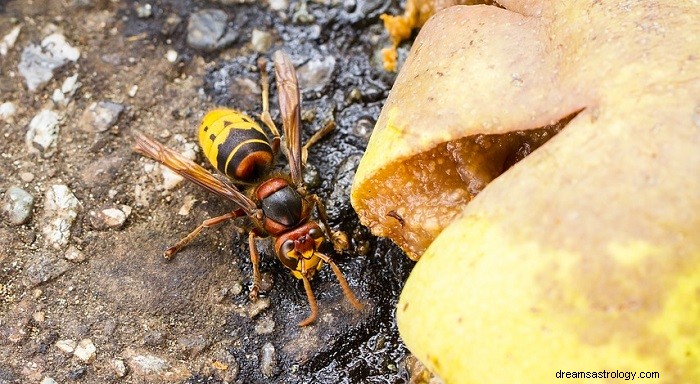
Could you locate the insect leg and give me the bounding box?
[164,210,245,259]
[307,194,349,253]
[247,231,263,301]
[257,57,281,157]
[316,252,364,311]
[301,120,335,165]
[298,263,319,326]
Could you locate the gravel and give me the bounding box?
[25,109,60,157]
[186,9,239,52]
[18,33,80,92]
[2,186,35,225]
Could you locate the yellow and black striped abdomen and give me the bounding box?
[198,109,273,182]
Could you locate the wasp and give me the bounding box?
[133,50,363,326]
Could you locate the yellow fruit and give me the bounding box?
[351,1,700,382]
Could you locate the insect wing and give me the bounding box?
[133,131,257,213]
[273,50,303,186]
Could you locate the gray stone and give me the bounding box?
[25,109,60,157]
[73,339,96,363]
[111,359,128,378]
[2,186,34,225]
[186,9,238,52]
[125,349,190,382]
[260,342,276,378]
[88,205,131,230]
[296,56,336,91]
[251,29,272,53]
[0,102,16,122]
[24,253,73,287]
[79,101,124,132]
[41,184,81,249]
[0,25,21,56]
[177,334,209,357]
[18,33,80,92]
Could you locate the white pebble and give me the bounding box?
[166,49,178,63]
[56,339,77,354]
[0,25,21,56]
[74,339,97,363]
[18,33,80,92]
[269,0,288,11]
[112,359,128,377]
[64,245,86,262]
[0,101,16,121]
[128,85,139,97]
[25,109,60,157]
[42,184,81,249]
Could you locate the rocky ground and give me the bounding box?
[0,1,416,383]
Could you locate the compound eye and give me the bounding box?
[280,240,295,260]
[308,227,323,240]
[277,239,299,271]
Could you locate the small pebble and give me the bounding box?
[42,184,81,249]
[136,3,153,18]
[64,245,87,262]
[128,85,139,97]
[352,117,374,141]
[269,0,288,10]
[162,14,182,36]
[2,186,35,225]
[124,349,190,381]
[0,25,21,56]
[89,205,131,230]
[56,339,77,354]
[166,49,178,63]
[251,29,272,52]
[67,367,87,380]
[40,377,57,384]
[79,101,124,132]
[129,353,168,373]
[296,56,336,91]
[347,87,362,103]
[177,195,197,216]
[292,0,314,23]
[25,109,60,157]
[160,138,198,190]
[25,253,73,287]
[186,9,238,52]
[51,89,65,105]
[18,33,80,92]
[19,172,35,182]
[62,74,80,94]
[112,359,128,378]
[0,101,16,121]
[73,339,96,363]
[53,74,80,106]
[143,331,166,347]
[260,342,276,378]
[177,334,210,357]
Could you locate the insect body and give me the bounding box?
[133,50,362,326]
[198,109,277,183]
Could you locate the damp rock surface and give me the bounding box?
[0,1,412,383]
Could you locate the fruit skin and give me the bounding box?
[398,210,700,383]
[351,0,700,377]
[380,2,700,382]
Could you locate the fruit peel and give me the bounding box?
[351,0,700,382]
